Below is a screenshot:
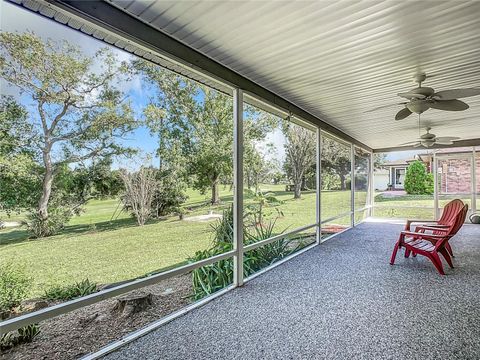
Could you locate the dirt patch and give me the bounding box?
[1,274,193,360]
[183,213,222,222]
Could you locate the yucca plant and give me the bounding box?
[0,324,40,350]
[43,278,97,301]
[190,208,298,300]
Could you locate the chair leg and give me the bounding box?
[390,242,400,265]
[405,248,411,258]
[445,242,454,258]
[439,248,454,269]
[429,252,445,275]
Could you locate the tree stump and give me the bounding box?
[111,292,153,317]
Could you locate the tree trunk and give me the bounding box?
[301,176,307,191]
[339,173,346,191]
[293,180,302,199]
[211,176,220,204]
[38,147,54,221]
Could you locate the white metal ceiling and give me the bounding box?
[109,0,480,149]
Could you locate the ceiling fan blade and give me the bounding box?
[429,99,469,111]
[395,107,412,120]
[433,88,480,100]
[364,103,406,113]
[435,140,454,145]
[398,92,426,100]
[435,136,460,142]
[413,142,424,148]
[399,140,421,146]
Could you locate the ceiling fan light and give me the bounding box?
[406,100,430,114]
[411,87,435,97]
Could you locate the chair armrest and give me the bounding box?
[407,219,438,224]
[415,225,449,232]
[405,219,438,230]
[401,230,447,239]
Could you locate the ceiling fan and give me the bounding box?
[400,127,461,148]
[367,73,480,120]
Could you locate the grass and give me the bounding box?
[0,185,446,297]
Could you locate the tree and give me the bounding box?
[134,60,274,204]
[244,142,280,191]
[0,32,137,224]
[374,153,387,169]
[120,167,157,226]
[321,136,351,190]
[404,160,429,195]
[283,122,316,199]
[0,96,40,215]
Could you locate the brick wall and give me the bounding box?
[439,158,471,193]
[477,156,480,193]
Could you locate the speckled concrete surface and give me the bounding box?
[104,222,480,360]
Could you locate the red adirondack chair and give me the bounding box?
[404,199,465,257]
[390,204,468,275]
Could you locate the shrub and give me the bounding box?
[151,170,188,217]
[120,167,157,226]
[425,173,434,195]
[42,279,97,301]
[26,207,71,238]
[0,324,40,350]
[404,160,429,195]
[190,207,298,300]
[0,263,32,313]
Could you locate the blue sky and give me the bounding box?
[2,1,161,168]
[1,1,416,166]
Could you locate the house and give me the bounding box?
[375,149,479,193]
[374,154,431,191]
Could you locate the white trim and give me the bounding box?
[351,143,355,226]
[316,128,321,244]
[233,88,244,287]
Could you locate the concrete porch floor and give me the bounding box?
[105,221,480,360]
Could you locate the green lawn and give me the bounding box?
[0,185,321,297]
[0,186,450,298]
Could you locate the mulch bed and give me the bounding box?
[1,274,193,360]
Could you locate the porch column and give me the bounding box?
[351,144,355,226]
[316,129,322,244]
[433,151,439,220]
[233,88,244,287]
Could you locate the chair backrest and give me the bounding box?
[438,199,465,225]
[435,204,468,250]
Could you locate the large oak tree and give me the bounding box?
[134,60,275,204]
[0,32,137,221]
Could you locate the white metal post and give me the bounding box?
[472,147,476,215]
[316,129,322,244]
[369,151,375,218]
[351,144,355,227]
[433,151,439,220]
[233,88,244,287]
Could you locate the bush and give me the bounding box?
[151,168,187,217]
[1,324,40,350]
[42,279,97,301]
[0,263,32,313]
[404,160,429,195]
[425,173,434,195]
[26,207,71,238]
[190,207,299,300]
